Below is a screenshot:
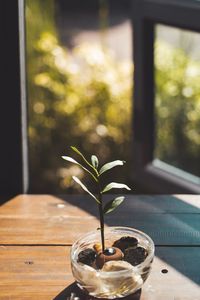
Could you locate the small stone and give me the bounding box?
[96,247,124,269]
[112,236,138,253]
[102,260,133,272]
[93,243,102,253]
[124,246,148,266]
[103,247,116,256]
[78,248,96,266]
[96,253,105,269]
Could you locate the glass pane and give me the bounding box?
[25,0,133,193]
[154,24,200,182]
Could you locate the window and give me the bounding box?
[25,0,133,193]
[132,0,200,193]
[154,24,200,185]
[2,0,200,195]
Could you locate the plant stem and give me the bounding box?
[98,177,105,252]
[98,198,105,252]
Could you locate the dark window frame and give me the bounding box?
[0,0,28,199]
[131,0,200,193]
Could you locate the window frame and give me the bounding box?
[0,0,28,197]
[131,0,200,193]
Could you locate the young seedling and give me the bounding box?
[62,146,131,252]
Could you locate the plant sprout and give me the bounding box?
[62,146,131,252]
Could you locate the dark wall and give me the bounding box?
[0,2,27,198]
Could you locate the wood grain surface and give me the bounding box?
[0,246,200,299]
[0,194,200,299]
[0,194,200,245]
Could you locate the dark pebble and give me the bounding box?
[78,248,96,266]
[112,236,138,253]
[124,246,148,266]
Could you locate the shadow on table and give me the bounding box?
[53,282,141,300]
[0,193,19,205]
[60,194,200,286]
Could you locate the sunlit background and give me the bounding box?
[26,0,133,193]
[155,24,200,183]
[26,0,200,193]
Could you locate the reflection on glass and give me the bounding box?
[154,24,200,181]
[25,0,133,192]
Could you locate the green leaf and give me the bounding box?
[71,146,98,176]
[62,156,98,182]
[103,196,125,214]
[91,155,99,169]
[72,176,100,204]
[99,160,125,175]
[101,182,131,193]
[62,156,81,165]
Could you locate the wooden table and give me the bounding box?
[0,194,200,299]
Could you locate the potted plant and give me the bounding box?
[62,147,154,299]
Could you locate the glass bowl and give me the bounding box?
[71,226,154,299]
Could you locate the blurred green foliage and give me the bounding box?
[26,0,200,193]
[26,0,132,192]
[155,41,200,177]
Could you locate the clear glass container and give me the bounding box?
[71,226,154,299]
